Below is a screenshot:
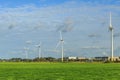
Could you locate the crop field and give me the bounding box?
[0,62,120,80]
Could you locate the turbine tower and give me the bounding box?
[109,12,114,61]
[56,31,64,62]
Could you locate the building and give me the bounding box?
[94,57,109,61]
[68,57,77,60]
[94,56,120,62]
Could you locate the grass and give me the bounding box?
[0,62,120,80]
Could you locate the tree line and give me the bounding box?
[0,57,66,62]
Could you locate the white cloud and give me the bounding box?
[0,1,120,58]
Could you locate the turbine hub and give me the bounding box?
[61,39,63,41]
[109,26,113,31]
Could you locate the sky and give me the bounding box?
[0,0,120,59]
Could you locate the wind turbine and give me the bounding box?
[109,12,114,61]
[56,31,64,62]
[24,47,29,59]
[36,42,42,59]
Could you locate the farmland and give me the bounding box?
[0,62,120,80]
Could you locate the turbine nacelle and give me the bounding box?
[61,39,63,41]
[38,46,41,48]
[109,26,113,31]
[35,42,41,48]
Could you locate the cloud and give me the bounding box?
[0,1,120,32]
[56,18,74,32]
[0,0,120,58]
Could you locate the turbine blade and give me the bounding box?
[56,41,61,49]
[35,41,42,47]
[39,41,42,46]
[60,31,63,40]
[109,12,113,29]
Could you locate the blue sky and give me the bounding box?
[0,0,120,59]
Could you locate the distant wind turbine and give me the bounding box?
[56,31,64,62]
[35,42,42,59]
[109,12,114,61]
[24,47,29,59]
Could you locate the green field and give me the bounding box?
[0,62,120,80]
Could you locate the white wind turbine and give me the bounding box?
[36,42,42,59]
[56,31,64,62]
[109,12,114,61]
[24,47,29,59]
[24,40,31,59]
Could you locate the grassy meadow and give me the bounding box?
[0,62,120,80]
